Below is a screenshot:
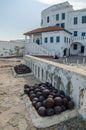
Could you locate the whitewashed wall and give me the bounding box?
[70,43,83,55]
[0,41,25,57]
[41,2,73,30]
[41,2,86,56]
[24,55,86,119]
[42,30,71,57]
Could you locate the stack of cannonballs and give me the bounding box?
[24,82,74,117]
[14,64,31,74]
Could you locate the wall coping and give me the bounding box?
[23,94,77,129]
[25,55,86,77]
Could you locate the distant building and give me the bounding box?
[24,1,86,57]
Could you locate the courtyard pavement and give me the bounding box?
[45,56,86,73]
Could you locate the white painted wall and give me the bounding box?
[0,41,25,57]
[42,30,71,57]
[69,9,86,46]
[24,55,86,119]
[41,2,73,30]
[70,43,84,55]
[28,30,71,57]
[41,1,86,56]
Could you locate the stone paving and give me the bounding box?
[44,56,86,72]
[53,56,86,64]
[0,59,40,130]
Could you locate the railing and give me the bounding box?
[25,42,55,56]
[72,36,86,42]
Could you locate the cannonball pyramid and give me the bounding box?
[14,64,31,74]
[24,82,74,117]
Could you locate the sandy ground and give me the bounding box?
[0,59,40,130]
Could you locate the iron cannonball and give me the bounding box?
[32,97,39,102]
[36,91,42,98]
[68,101,74,109]
[54,97,63,106]
[42,89,50,98]
[36,102,42,109]
[46,108,54,116]
[38,107,46,117]
[30,93,36,101]
[63,98,68,106]
[39,96,45,102]
[54,106,62,114]
[44,98,54,108]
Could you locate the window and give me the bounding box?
[74,17,78,24]
[74,31,78,37]
[56,14,59,20]
[62,13,65,20]
[44,37,48,43]
[64,37,66,43]
[69,38,70,43]
[82,32,85,36]
[56,23,60,26]
[82,16,86,23]
[61,23,65,28]
[50,37,53,43]
[47,16,49,23]
[73,44,77,50]
[56,36,60,43]
[67,38,68,43]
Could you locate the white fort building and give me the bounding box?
[24,1,86,57]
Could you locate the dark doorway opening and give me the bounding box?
[64,49,67,56]
[81,46,84,53]
[36,39,40,45]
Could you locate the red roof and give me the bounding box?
[24,26,72,36]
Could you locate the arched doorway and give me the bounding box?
[63,48,69,56]
[70,42,85,56]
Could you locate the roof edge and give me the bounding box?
[24,26,72,36]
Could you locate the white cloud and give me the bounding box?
[73,2,86,9]
[37,0,63,5]
[37,0,86,9]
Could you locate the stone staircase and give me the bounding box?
[25,42,55,56]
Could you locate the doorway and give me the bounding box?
[64,48,67,56]
[36,39,40,45]
[81,46,84,53]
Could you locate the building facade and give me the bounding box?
[24,1,86,57]
[24,26,72,57]
[41,1,86,56]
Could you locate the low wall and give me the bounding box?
[0,41,25,57]
[23,94,78,130]
[24,55,86,120]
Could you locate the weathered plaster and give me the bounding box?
[24,55,86,119]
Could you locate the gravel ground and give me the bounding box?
[0,59,40,130]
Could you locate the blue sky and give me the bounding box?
[0,0,86,41]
